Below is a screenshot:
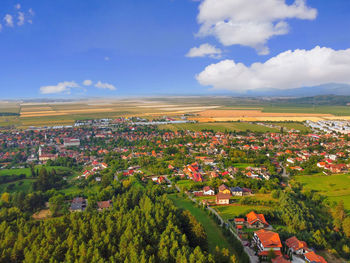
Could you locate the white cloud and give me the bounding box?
[95,81,116,91]
[0,24,2,32]
[40,81,80,94]
[196,46,350,92]
[186,43,222,58]
[15,4,21,10]
[104,56,110,61]
[83,79,93,86]
[4,14,14,27]
[196,0,317,54]
[17,12,25,26]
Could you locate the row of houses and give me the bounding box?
[234,211,327,263]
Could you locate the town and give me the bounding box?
[1,118,350,262]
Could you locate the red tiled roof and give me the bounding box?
[97,200,112,209]
[258,250,282,256]
[285,236,308,251]
[234,218,245,222]
[304,251,327,263]
[271,256,291,263]
[246,211,269,226]
[255,229,282,248]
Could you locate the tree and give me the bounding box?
[1,192,10,203]
[343,217,350,238]
[49,194,68,216]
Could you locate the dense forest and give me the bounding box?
[0,185,238,263]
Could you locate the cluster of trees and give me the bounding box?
[270,189,350,259]
[0,186,220,263]
[33,167,66,192]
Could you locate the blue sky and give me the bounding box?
[0,0,350,98]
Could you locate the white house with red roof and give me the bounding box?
[253,229,282,258]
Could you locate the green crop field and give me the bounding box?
[212,205,273,220]
[272,122,311,132]
[294,174,350,211]
[168,193,237,255]
[159,122,279,133]
[262,105,350,116]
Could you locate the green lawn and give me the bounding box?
[0,167,31,177]
[159,122,279,133]
[212,205,273,220]
[168,193,236,255]
[232,163,254,168]
[294,173,350,211]
[0,178,35,193]
[176,179,197,191]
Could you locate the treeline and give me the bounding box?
[0,187,220,263]
[269,189,350,259]
[0,112,19,116]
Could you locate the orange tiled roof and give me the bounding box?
[271,256,291,263]
[285,236,308,251]
[255,229,282,248]
[246,211,269,226]
[304,251,327,263]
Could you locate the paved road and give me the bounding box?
[165,175,259,263]
[280,162,289,178]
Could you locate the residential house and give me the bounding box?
[230,186,243,196]
[218,184,231,194]
[285,236,308,255]
[234,218,245,225]
[246,211,269,228]
[97,200,112,211]
[253,229,282,258]
[203,186,215,196]
[70,197,87,212]
[216,193,231,205]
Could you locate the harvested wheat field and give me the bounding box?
[198,109,333,118]
[192,109,337,122]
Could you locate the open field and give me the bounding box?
[32,209,52,220]
[159,122,279,132]
[294,173,350,211]
[1,98,350,127]
[212,204,273,220]
[272,122,311,132]
[0,178,35,193]
[168,193,237,255]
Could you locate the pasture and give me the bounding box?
[294,173,350,211]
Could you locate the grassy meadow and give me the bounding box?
[168,193,237,255]
[158,122,279,133]
[294,173,350,211]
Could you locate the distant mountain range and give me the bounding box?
[245,83,350,97]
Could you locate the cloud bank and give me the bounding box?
[196,0,317,54]
[95,81,116,91]
[40,81,80,94]
[196,46,350,92]
[186,43,222,59]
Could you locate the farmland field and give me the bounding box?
[159,122,279,133]
[272,122,311,132]
[294,173,350,211]
[168,193,237,255]
[1,98,350,128]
